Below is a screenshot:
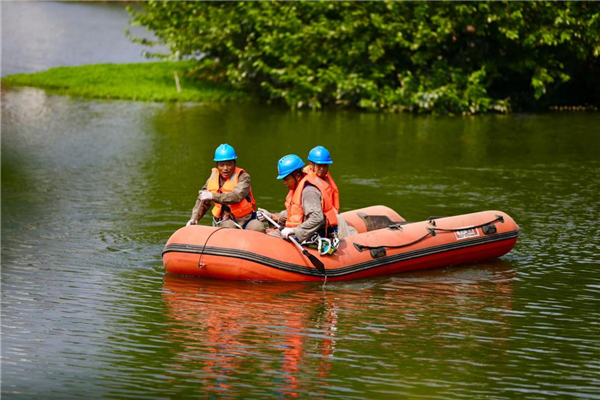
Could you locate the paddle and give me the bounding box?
[260,212,326,274]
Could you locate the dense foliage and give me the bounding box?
[129,1,600,114]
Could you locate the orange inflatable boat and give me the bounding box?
[162,206,520,281]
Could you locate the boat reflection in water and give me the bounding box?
[162,275,337,397]
[161,262,515,397]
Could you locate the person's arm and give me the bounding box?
[293,185,325,242]
[212,172,251,204]
[272,210,287,225]
[190,180,210,223]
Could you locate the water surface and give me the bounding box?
[2,2,600,399]
[3,86,599,399]
[1,1,158,76]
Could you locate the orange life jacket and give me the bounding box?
[303,166,340,212]
[207,167,256,219]
[285,174,338,230]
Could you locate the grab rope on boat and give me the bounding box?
[198,227,226,268]
[354,215,504,252]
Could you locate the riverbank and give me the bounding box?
[1,61,249,102]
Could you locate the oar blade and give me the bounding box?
[302,249,326,274]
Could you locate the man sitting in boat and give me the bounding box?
[186,144,265,232]
[302,146,356,238]
[258,154,339,242]
[303,146,340,213]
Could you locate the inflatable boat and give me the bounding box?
[162,206,519,281]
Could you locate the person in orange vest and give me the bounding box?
[302,146,357,238]
[257,154,338,242]
[186,144,264,232]
[303,146,340,213]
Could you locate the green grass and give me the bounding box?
[1,61,249,102]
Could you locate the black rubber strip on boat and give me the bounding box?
[162,229,520,277]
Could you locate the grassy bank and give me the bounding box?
[1,61,249,102]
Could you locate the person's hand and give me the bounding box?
[186,219,196,226]
[257,208,271,222]
[281,227,295,239]
[199,190,213,201]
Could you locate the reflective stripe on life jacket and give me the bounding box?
[207,167,256,219]
[303,166,340,212]
[285,174,338,230]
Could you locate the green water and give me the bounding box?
[2,85,599,399]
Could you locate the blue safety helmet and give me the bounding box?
[214,144,237,162]
[277,154,305,179]
[307,146,333,164]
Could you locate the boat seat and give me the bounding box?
[357,212,408,232]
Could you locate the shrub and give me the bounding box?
[128,1,600,114]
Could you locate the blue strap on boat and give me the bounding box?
[242,211,258,229]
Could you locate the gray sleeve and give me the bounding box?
[293,184,325,242]
[190,177,211,221]
[273,209,288,226]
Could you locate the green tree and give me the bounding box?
[129,1,600,114]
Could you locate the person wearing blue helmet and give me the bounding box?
[186,144,264,232]
[257,154,338,242]
[303,146,340,212]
